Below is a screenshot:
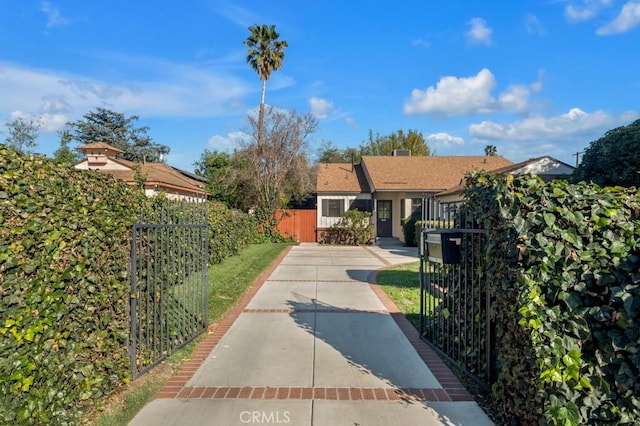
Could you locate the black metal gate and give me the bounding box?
[419,196,495,389]
[129,196,209,378]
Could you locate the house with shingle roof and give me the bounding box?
[317,154,513,241]
[75,142,207,200]
[436,155,575,202]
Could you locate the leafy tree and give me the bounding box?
[67,107,169,163]
[194,149,245,208]
[359,129,430,156]
[52,130,81,164]
[244,24,288,146]
[573,119,640,187]
[237,106,316,212]
[3,117,41,154]
[484,144,497,156]
[316,141,360,163]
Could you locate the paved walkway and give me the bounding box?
[130,241,493,425]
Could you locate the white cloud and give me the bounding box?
[345,117,359,128]
[565,0,613,22]
[466,18,493,45]
[208,131,248,152]
[426,132,465,147]
[309,97,335,119]
[597,1,640,34]
[404,68,542,117]
[41,1,69,29]
[469,108,638,141]
[524,14,545,36]
[0,59,248,132]
[499,76,543,114]
[404,68,497,116]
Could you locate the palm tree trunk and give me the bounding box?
[258,78,267,146]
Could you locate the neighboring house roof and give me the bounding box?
[316,163,371,193]
[77,142,125,153]
[437,155,575,197]
[75,143,207,196]
[359,155,513,192]
[105,159,207,195]
[487,156,575,177]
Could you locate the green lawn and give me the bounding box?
[88,242,291,426]
[376,261,438,330]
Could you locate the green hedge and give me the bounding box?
[464,173,640,425]
[0,146,145,424]
[0,146,283,424]
[208,201,259,264]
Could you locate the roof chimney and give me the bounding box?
[392,149,411,156]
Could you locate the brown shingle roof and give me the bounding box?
[316,163,370,193]
[360,156,513,191]
[96,158,207,195]
[77,142,125,153]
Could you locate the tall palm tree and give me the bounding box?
[244,24,288,146]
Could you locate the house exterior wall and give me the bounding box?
[75,158,130,171]
[142,187,206,202]
[316,193,371,229]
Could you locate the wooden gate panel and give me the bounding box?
[275,209,317,242]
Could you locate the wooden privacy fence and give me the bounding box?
[275,209,317,242]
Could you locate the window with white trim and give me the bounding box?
[322,199,345,217]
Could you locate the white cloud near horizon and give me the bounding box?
[426,132,465,148]
[309,97,335,119]
[404,68,543,116]
[469,107,638,141]
[0,59,248,132]
[597,1,640,34]
[208,131,248,152]
[466,18,493,45]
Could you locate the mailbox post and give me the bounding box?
[423,230,462,264]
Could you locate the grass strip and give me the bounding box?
[375,261,423,329]
[87,242,291,426]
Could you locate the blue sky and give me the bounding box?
[1,1,639,171]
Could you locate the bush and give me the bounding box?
[464,173,640,425]
[333,209,373,245]
[0,145,145,424]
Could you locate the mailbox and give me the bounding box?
[424,230,462,264]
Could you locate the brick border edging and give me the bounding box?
[367,269,474,402]
[165,386,451,402]
[155,245,293,399]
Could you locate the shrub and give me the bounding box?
[0,145,145,424]
[338,209,373,245]
[464,173,640,425]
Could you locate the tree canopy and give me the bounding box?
[573,119,640,187]
[196,107,316,213]
[360,129,430,156]
[244,24,288,146]
[67,107,169,163]
[3,117,41,154]
[316,129,430,164]
[52,130,80,165]
[193,150,244,208]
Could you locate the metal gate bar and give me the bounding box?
[129,197,208,379]
[419,196,494,389]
